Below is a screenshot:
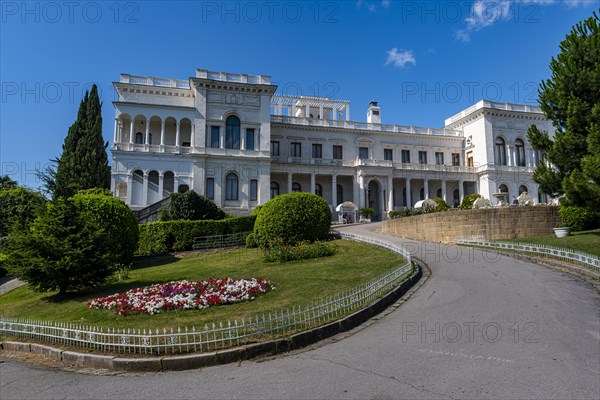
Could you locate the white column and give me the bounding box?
[142,172,149,206]
[424,179,429,199]
[345,104,350,121]
[319,105,324,119]
[332,107,338,121]
[331,175,337,207]
[287,173,292,194]
[129,119,134,144]
[191,123,195,148]
[387,176,394,215]
[240,128,246,150]
[358,175,365,209]
[459,180,465,203]
[160,120,165,146]
[353,174,359,208]
[158,174,164,200]
[506,145,512,166]
[310,173,316,194]
[305,103,310,118]
[126,175,133,205]
[532,149,538,166]
[441,180,447,202]
[145,118,150,145]
[113,118,118,143]
[406,178,411,209]
[175,121,180,147]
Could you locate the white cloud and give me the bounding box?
[385,48,416,68]
[381,0,391,8]
[455,0,591,42]
[356,0,391,12]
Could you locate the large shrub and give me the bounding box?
[459,193,482,210]
[71,191,139,265]
[559,205,599,231]
[254,192,331,248]
[161,190,225,221]
[138,215,256,255]
[4,198,116,294]
[0,187,46,236]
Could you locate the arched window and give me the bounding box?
[225,115,241,149]
[292,182,301,192]
[135,132,144,144]
[337,184,344,204]
[315,183,323,197]
[225,173,239,200]
[178,184,189,193]
[515,139,526,166]
[270,182,279,199]
[495,137,506,165]
[519,185,528,195]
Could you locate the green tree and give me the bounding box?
[54,85,110,198]
[160,190,225,221]
[5,198,113,294]
[0,187,47,236]
[528,11,600,209]
[0,175,17,190]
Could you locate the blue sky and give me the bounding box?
[1,0,597,188]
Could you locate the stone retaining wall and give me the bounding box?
[381,206,561,243]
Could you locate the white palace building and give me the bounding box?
[110,68,553,221]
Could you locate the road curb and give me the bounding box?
[0,262,424,372]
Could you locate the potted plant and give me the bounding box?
[359,207,374,223]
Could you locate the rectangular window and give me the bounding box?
[359,147,369,160]
[418,151,427,165]
[467,151,474,167]
[333,145,343,160]
[435,152,444,165]
[291,142,302,158]
[312,143,322,159]
[250,179,258,201]
[210,126,220,148]
[206,178,214,200]
[246,129,255,151]
[271,141,280,157]
[384,148,393,161]
[452,153,460,166]
[401,149,411,163]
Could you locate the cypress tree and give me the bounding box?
[55,85,110,198]
[527,12,600,210]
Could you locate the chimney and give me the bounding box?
[367,101,381,124]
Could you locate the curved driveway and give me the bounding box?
[1,223,599,399]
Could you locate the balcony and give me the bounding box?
[111,143,270,158]
[271,115,463,137]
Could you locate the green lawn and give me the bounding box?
[0,240,406,330]
[506,229,600,257]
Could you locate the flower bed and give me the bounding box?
[88,278,273,315]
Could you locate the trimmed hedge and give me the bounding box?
[138,215,256,255]
[254,192,331,248]
[559,205,599,231]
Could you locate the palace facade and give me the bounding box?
[110,68,553,220]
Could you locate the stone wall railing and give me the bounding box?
[381,206,561,243]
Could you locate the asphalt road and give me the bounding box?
[1,223,599,400]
